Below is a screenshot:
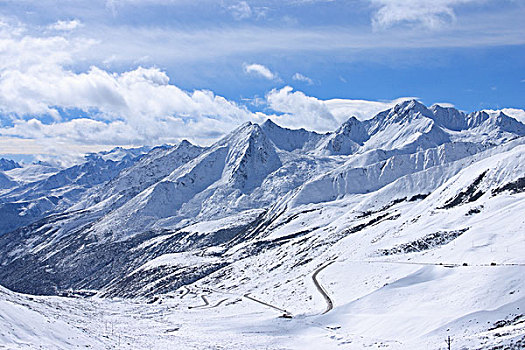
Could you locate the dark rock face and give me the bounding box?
[492,176,525,195]
[380,228,470,255]
[440,171,487,209]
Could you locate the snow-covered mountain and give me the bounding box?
[0,159,22,190]
[1,100,524,349]
[0,158,21,171]
[0,146,151,235]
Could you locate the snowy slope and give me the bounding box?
[2,139,523,348]
[0,172,17,190]
[291,140,490,206]
[90,122,284,237]
[0,286,105,349]
[4,163,61,183]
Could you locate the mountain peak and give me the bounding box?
[262,118,278,128]
[467,110,490,128]
[312,116,369,155]
[340,116,361,126]
[394,99,427,113]
[391,99,430,116]
[335,116,369,144]
[178,139,194,148]
[374,99,433,126]
[217,121,262,148]
[478,110,525,135]
[224,122,281,191]
[366,99,433,136]
[260,118,323,152]
[429,104,468,131]
[0,158,21,171]
[239,121,255,129]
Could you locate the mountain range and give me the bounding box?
[0,100,524,349]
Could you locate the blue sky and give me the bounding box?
[0,0,524,163]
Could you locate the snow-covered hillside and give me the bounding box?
[0,100,524,349]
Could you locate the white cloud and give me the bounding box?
[370,0,481,29]
[0,16,421,158]
[0,137,44,155]
[77,17,525,71]
[229,1,252,20]
[432,102,455,108]
[243,63,278,80]
[292,73,313,85]
[48,19,82,31]
[265,86,339,132]
[2,1,523,67]
[266,86,415,132]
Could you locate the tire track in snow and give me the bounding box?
[351,260,525,267]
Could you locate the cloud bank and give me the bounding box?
[0,23,408,160]
[0,19,425,161]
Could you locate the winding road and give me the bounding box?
[306,258,520,315]
[188,295,209,309]
[179,286,190,299]
[312,260,336,314]
[189,284,291,316]
[243,293,291,316]
[203,298,228,309]
[181,258,341,317]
